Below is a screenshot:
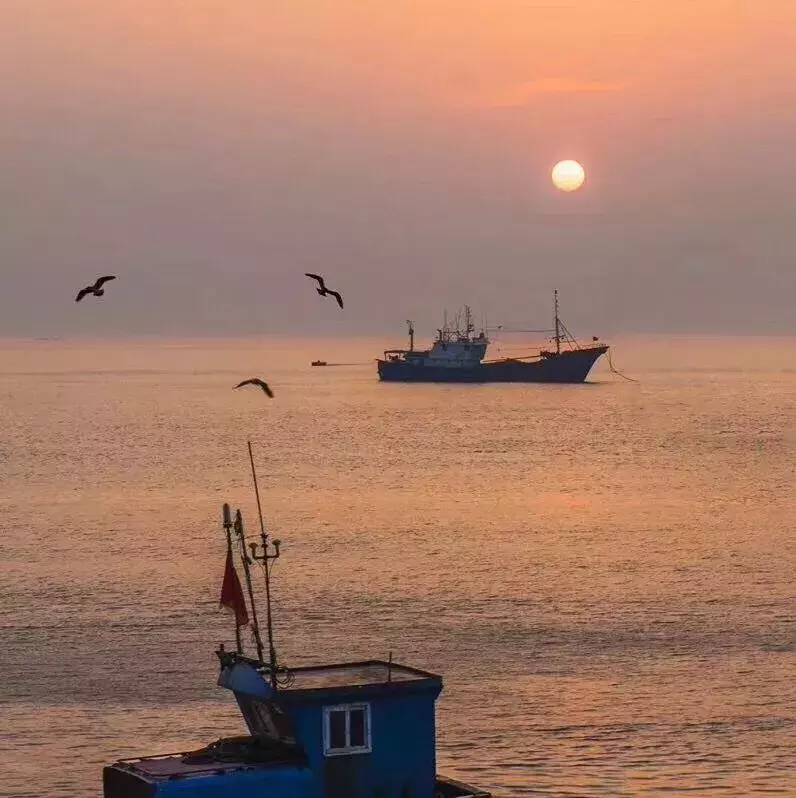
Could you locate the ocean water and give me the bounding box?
[0,336,793,797]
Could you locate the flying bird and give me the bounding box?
[234,378,274,398]
[305,273,344,308]
[75,275,117,302]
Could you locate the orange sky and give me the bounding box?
[1,1,795,334]
[5,1,793,177]
[4,2,789,111]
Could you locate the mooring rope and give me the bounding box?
[607,349,639,382]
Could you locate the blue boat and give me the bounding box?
[378,291,608,384]
[103,495,491,798]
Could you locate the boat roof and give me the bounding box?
[283,659,438,691]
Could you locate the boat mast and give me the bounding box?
[247,441,281,688]
[222,503,242,653]
[554,289,561,355]
[406,319,414,351]
[233,509,265,662]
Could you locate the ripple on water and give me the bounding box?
[1,338,794,797]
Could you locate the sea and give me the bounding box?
[0,336,793,797]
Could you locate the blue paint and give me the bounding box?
[147,765,311,797]
[103,656,489,797]
[273,672,441,798]
[377,345,608,383]
[217,657,274,698]
[377,299,608,384]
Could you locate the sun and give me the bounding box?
[551,160,585,192]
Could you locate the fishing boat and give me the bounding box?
[377,291,608,383]
[311,360,328,367]
[102,447,491,798]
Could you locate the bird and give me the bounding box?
[305,273,344,308]
[75,275,117,302]
[234,378,274,398]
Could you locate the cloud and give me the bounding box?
[472,77,627,109]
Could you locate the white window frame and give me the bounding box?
[322,703,372,756]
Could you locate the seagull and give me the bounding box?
[75,275,117,302]
[305,273,344,309]
[234,378,274,398]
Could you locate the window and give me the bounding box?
[323,703,371,756]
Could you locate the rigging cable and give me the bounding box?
[607,349,639,382]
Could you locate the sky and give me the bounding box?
[1,1,794,337]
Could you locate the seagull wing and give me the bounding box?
[235,378,274,398]
[305,273,326,290]
[75,286,92,302]
[94,275,117,289]
[328,290,344,309]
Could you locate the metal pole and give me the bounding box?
[222,503,242,653]
[554,289,561,354]
[234,509,265,662]
[247,440,267,541]
[247,441,279,687]
[261,547,279,687]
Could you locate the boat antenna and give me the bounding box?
[222,503,242,653]
[554,289,561,355]
[247,440,281,688]
[233,508,265,662]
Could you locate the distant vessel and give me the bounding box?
[311,360,328,367]
[378,291,608,384]
[103,455,491,798]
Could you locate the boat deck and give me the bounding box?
[107,757,489,797]
[110,735,306,781]
[114,755,270,779]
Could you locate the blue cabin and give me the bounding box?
[103,650,490,798]
[103,500,491,797]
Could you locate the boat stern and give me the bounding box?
[103,736,311,798]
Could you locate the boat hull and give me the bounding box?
[104,763,490,798]
[377,345,608,384]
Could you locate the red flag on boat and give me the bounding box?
[220,548,249,627]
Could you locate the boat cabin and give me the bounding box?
[381,308,489,371]
[103,500,490,798]
[103,651,489,798]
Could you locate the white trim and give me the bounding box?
[322,703,372,756]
